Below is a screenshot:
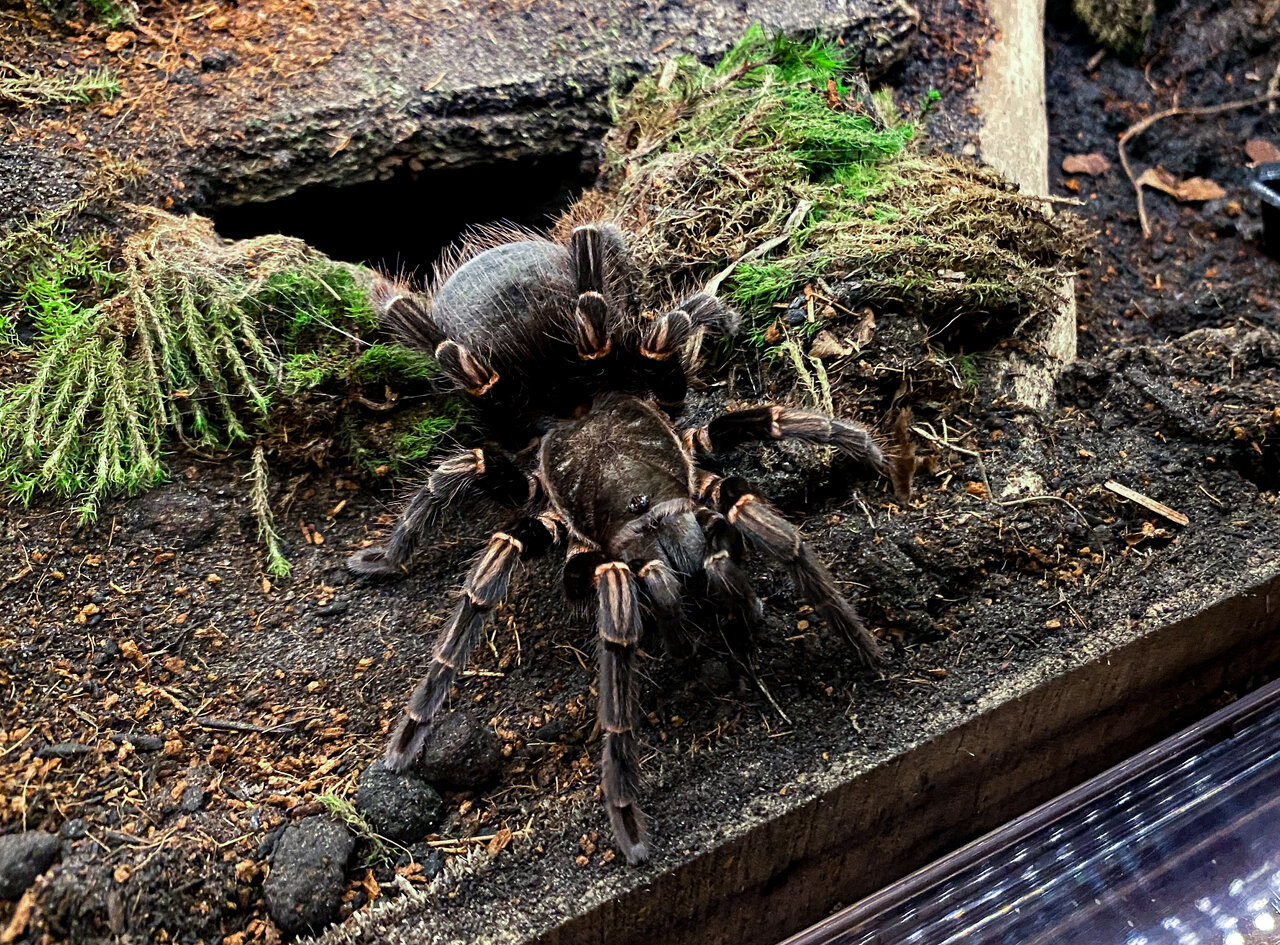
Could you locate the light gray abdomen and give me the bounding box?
[430,241,575,351]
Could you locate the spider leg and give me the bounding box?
[678,292,742,335]
[635,559,682,620]
[594,560,649,864]
[370,275,443,353]
[348,447,532,575]
[369,271,502,398]
[385,513,559,769]
[696,506,763,656]
[434,339,500,396]
[711,476,885,667]
[683,405,884,471]
[569,224,627,361]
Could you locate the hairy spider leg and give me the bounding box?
[385,513,559,770]
[371,278,441,353]
[594,560,650,864]
[373,280,501,397]
[695,506,763,657]
[684,405,885,471]
[434,339,500,397]
[709,475,885,668]
[569,224,627,361]
[347,448,533,575]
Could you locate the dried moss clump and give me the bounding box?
[1072,0,1154,55]
[0,208,430,548]
[592,27,1086,343]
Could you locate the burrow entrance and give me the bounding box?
[211,152,596,277]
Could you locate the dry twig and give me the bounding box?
[1119,90,1280,238]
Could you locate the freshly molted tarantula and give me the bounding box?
[350,222,886,863]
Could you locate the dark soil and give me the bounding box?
[2,1,1279,944]
[1046,0,1280,355]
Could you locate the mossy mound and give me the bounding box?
[1072,0,1154,55]
[572,27,1088,349]
[0,204,444,571]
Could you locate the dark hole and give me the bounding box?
[210,152,596,277]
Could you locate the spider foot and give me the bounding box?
[606,800,650,865]
[384,713,432,773]
[346,546,407,576]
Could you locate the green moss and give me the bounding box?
[339,398,468,480]
[596,28,1086,350]
[0,210,440,524]
[0,64,120,107]
[32,0,137,28]
[353,343,436,385]
[956,352,981,396]
[395,402,464,464]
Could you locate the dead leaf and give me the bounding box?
[359,868,380,901]
[808,330,852,359]
[105,30,135,52]
[1245,138,1280,165]
[486,827,513,856]
[1062,152,1110,176]
[1137,166,1226,203]
[852,308,876,347]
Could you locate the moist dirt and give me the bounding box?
[2,0,1280,943]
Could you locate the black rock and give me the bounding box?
[0,830,61,899]
[256,822,288,861]
[58,819,88,841]
[354,762,443,843]
[110,732,163,752]
[179,783,206,813]
[263,817,355,937]
[200,47,235,72]
[699,659,734,693]
[395,844,445,880]
[416,713,502,790]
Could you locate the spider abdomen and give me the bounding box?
[431,240,575,359]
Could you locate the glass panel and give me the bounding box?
[826,693,1280,945]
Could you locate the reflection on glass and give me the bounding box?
[828,695,1280,945]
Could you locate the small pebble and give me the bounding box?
[355,762,444,843]
[417,713,502,789]
[0,831,61,900]
[263,817,355,936]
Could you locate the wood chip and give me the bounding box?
[1062,153,1111,176]
[1104,480,1190,526]
[105,31,135,52]
[1,888,38,944]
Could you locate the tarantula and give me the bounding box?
[349,222,886,863]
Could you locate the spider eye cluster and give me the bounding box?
[626,494,650,514]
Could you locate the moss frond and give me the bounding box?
[0,64,120,107]
[249,445,289,577]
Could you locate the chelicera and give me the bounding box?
[350,222,886,863]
